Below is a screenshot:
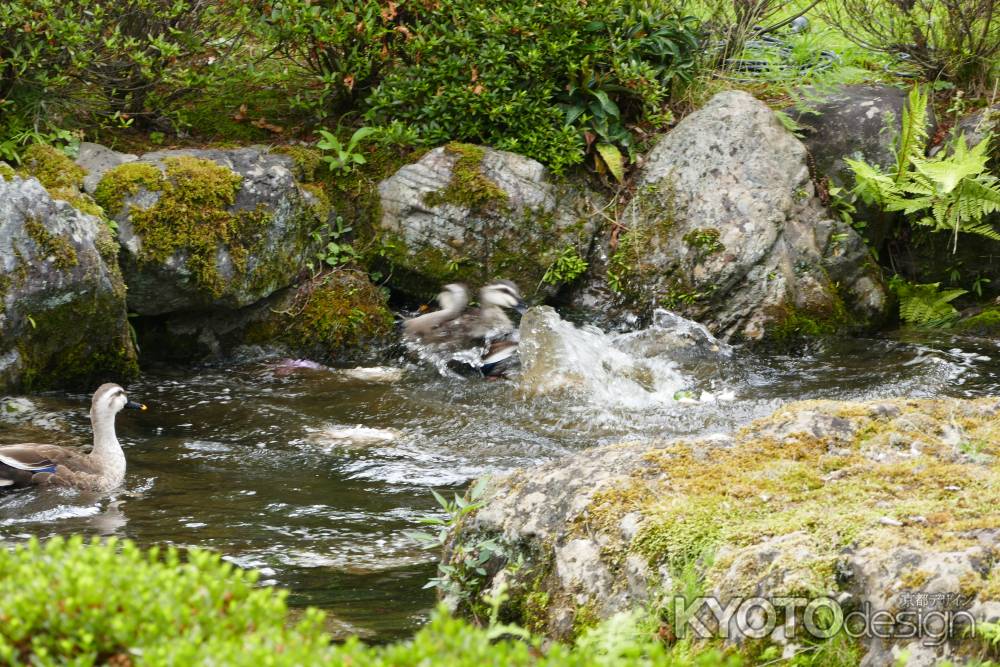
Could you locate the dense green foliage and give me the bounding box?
[0,536,745,666]
[266,0,700,173]
[0,0,259,159]
[821,0,1000,90]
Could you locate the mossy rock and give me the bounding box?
[14,144,107,220]
[133,269,395,365]
[376,143,601,301]
[446,396,1000,662]
[605,91,888,342]
[244,269,395,362]
[95,147,330,316]
[0,177,137,392]
[955,305,1000,335]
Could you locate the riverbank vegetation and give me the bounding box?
[3,0,998,321]
[2,0,1000,662]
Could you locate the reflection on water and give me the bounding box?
[0,309,998,639]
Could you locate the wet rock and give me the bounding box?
[0,176,138,391]
[133,269,394,364]
[610,90,888,342]
[95,146,331,316]
[788,85,936,191]
[444,397,1000,661]
[377,143,602,300]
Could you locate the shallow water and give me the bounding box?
[0,312,998,640]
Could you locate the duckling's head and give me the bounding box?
[91,383,146,420]
[480,280,527,314]
[438,283,470,312]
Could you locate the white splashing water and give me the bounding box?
[517,306,732,411]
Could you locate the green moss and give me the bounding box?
[25,218,78,269]
[302,182,333,222]
[95,158,287,297]
[765,295,851,343]
[274,145,323,183]
[14,282,138,392]
[246,269,394,359]
[0,162,14,181]
[575,398,1000,604]
[571,602,600,638]
[423,143,509,212]
[17,143,85,191]
[521,591,551,635]
[93,162,164,214]
[955,306,1000,334]
[682,227,724,255]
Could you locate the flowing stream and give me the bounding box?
[1,307,998,640]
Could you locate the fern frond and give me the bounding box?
[846,158,899,206]
[891,278,965,328]
[894,86,930,182]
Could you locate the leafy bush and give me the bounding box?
[0,536,744,666]
[366,0,699,172]
[0,535,331,666]
[265,0,700,173]
[0,0,258,151]
[821,0,1000,90]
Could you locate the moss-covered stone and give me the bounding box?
[93,162,164,214]
[13,145,109,219]
[955,306,1000,334]
[245,269,394,360]
[95,157,283,298]
[25,218,78,269]
[274,145,323,183]
[0,162,14,181]
[423,143,509,212]
[13,283,139,392]
[17,144,85,191]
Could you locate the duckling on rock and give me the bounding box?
[0,383,146,492]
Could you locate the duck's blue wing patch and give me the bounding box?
[0,454,57,473]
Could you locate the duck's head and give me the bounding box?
[438,283,470,312]
[91,383,146,419]
[480,280,527,314]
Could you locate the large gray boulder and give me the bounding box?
[0,175,138,391]
[610,90,888,342]
[94,147,331,316]
[444,397,1000,663]
[377,143,602,300]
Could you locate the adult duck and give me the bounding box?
[460,281,526,378]
[0,383,146,492]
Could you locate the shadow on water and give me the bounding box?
[0,308,998,640]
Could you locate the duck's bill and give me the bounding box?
[514,300,528,315]
[125,401,147,411]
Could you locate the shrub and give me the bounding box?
[0,536,744,666]
[821,0,1000,91]
[265,0,700,173]
[0,0,259,143]
[365,0,700,173]
[0,535,331,666]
